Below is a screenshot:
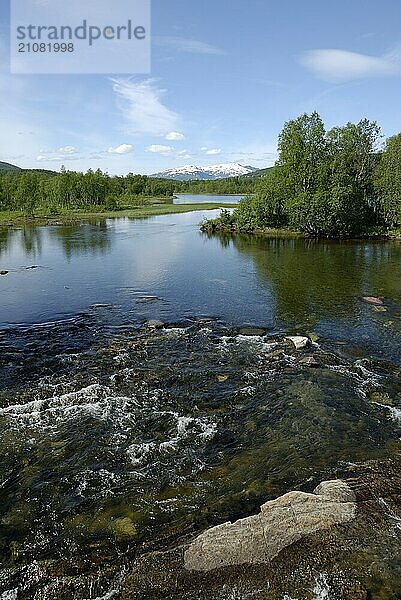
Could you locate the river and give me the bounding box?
[0,203,400,598]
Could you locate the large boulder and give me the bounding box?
[184,480,356,572]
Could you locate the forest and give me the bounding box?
[204,112,401,237]
[174,176,256,195]
[0,168,176,213]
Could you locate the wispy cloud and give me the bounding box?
[301,46,401,82]
[108,143,133,155]
[146,144,173,154]
[58,145,78,155]
[154,36,224,56]
[205,148,222,155]
[111,78,179,136]
[36,146,79,162]
[165,131,185,141]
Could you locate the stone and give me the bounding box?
[285,336,310,350]
[184,479,356,572]
[146,320,164,330]
[372,305,387,312]
[362,296,383,306]
[298,355,321,367]
[238,327,266,336]
[313,479,356,503]
[0,270,8,275]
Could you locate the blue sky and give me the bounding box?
[1,0,401,175]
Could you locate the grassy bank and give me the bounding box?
[200,215,401,240]
[0,202,236,228]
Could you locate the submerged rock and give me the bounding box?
[362,296,384,306]
[238,327,266,336]
[146,319,164,330]
[184,480,356,572]
[285,335,310,350]
[298,355,321,367]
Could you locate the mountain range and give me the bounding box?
[150,163,258,181]
[0,160,268,181]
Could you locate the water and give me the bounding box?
[173,193,243,204]
[0,208,400,598]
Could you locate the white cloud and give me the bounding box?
[176,151,192,159]
[58,145,77,155]
[111,78,179,136]
[205,148,222,155]
[108,143,133,155]
[165,131,185,141]
[301,48,401,82]
[35,145,79,162]
[146,144,173,154]
[154,36,224,56]
[37,154,78,162]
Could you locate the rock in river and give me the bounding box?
[146,320,165,330]
[0,270,8,275]
[184,480,356,572]
[238,327,266,336]
[298,355,321,367]
[285,335,310,350]
[362,296,384,306]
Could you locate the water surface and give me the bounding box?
[173,193,243,204]
[0,209,400,598]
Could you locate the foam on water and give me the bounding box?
[313,574,332,599]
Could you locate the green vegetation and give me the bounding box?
[174,175,258,195]
[203,112,401,238]
[0,167,176,216]
[0,161,22,172]
[0,202,234,227]
[374,133,401,228]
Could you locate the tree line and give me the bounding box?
[206,112,401,237]
[174,176,256,195]
[0,168,176,214]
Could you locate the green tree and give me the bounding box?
[374,134,401,227]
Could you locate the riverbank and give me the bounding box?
[0,202,236,228]
[200,217,401,240]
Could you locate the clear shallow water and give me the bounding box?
[173,193,243,204]
[0,209,400,598]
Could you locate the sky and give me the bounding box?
[1,0,401,175]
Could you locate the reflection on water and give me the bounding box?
[1,212,400,359]
[231,233,401,330]
[49,222,111,259]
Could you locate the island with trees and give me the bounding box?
[202,112,401,238]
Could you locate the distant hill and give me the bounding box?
[0,161,58,176]
[0,161,21,172]
[242,166,274,179]
[152,163,258,181]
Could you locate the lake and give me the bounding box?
[0,205,400,598]
[173,193,244,204]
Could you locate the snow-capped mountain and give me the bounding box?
[151,163,258,181]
